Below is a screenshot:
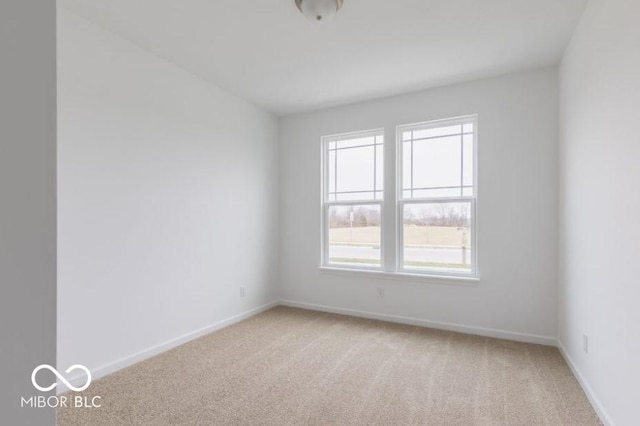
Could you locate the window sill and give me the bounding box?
[318,266,479,287]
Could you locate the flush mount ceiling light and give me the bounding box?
[295,0,344,22]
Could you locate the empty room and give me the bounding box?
[1,0,639,425]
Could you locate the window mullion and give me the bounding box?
[381,125,397,272]
[460,131,464,197]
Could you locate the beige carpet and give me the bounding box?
[58,307,600,425]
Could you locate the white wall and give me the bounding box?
[558,0,640,424]
[57,9,279,381]
[279,68,559,342]
[0,1,57,424]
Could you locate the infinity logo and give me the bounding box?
[31,364,92,392]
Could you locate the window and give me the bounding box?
[322,130,384,269]
[321,115,477,280]
[398,116,476,276]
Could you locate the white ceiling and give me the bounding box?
[59,0,587,116]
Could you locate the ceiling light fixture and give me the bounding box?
[295,0,344,22]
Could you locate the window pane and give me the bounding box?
[328,205,381,267]
[335,145,374,197]
[335,135,376,149]
[412,135,461,191]
[402,142,411,194]
[463,134,474,189]
[402,202,472,273]
[413,124,461,140]
[327,132,383,202]
[412,187,462,198]
[375,144,384,199]
[336,191,381,201]
[328,150,336,201]
[400,119,475,200]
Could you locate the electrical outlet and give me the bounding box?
[376,288,384,298]
[240,286,246,298]
[583,334,589,354]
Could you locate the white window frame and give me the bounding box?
[320,129,385,271]
[396,115,478,278]
[319,115,479,284]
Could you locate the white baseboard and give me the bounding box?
[279,299,557,346]
[58,300,279,394]
[557,340,614,426]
